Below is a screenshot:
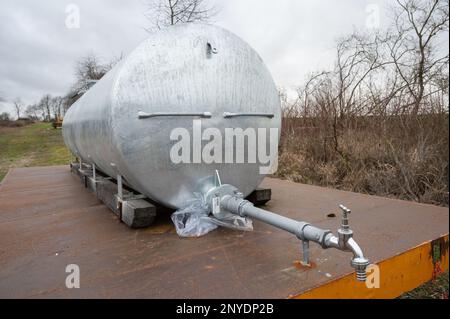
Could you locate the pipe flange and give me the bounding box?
[205,185,238,207]
[237,199,251,217]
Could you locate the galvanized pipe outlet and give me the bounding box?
[215,190,370,282]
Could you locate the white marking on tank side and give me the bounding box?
[169,119,279,174]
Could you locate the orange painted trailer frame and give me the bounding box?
[296,234,448,298]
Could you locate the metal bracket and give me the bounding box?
[301,240,310,266]
[115,174,146,202]
[138,111,212,119]
[214,169,222,187]
[223,112,274,118]
[206,42,218,57]
[117,174,123,203]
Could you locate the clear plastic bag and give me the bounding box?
[171,192,253,237]
[171,193,218,237]
[210,213,253,232]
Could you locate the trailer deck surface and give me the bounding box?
[0,166,448,298]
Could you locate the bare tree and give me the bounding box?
[292,0,449,120]
[13,97,24,120]
[61,96,73,116]
[66,53,121,108]
[50,96,65,119]
[74,54,108,90]
[36,102,47,120]
[145,0,217,31]
[388,0,449,114]
[38,94,52,122]
[25,104,40,120]
[290,33,392,156]
[278,0,449,205]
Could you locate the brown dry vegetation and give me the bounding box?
[276,0,449,207]
[277,114,449,206]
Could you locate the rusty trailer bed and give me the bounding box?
[0,166,448,298]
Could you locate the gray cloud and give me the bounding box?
[1,0,395,114]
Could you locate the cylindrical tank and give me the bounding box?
[63,23,281,209]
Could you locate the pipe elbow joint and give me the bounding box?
[324,234,369,282]
[347,238,370,282]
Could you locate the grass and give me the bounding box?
[0,121,447,298]
[0,122,71,182]
[400,271,449,299]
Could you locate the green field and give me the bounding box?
[0,122,71,181]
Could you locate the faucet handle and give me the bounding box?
[338,204,351,230]
[339,204,351,215]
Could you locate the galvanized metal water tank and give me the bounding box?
[63,23,281,209]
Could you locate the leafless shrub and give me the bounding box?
[276,0,449,206]
[0,112,10,121]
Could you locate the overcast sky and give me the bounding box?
[0,0,395,115]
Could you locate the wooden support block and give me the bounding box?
[95,178,120,215]
[86,177,97,192]
[122,199,156,228]
[246,187,272,206]
[70,163,156,228]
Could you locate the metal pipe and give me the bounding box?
[221,195,309,239]
[220,194,369,282]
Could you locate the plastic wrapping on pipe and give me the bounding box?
[171,193,253,237]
